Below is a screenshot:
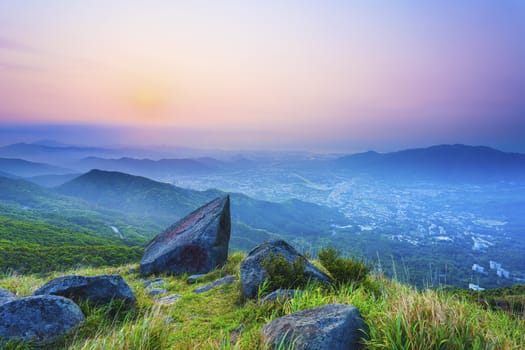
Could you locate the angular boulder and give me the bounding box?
[0,288,15,306]
[261,304,367,350]
[0,295,85,343]
[240,240,331,299]
[33,275,136,306]
[140,196,231,276]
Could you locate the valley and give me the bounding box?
[1,142,524,290]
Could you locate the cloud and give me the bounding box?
[0,61,45,72]
[0,36,39,53]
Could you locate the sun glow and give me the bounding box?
[131,85,166,113]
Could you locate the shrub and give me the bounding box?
[318,247,370,285]
[261,253,309,291]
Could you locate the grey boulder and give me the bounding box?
[240,240,331,299]
[0,295,85,343]
[140,196,231,276]
[33,274,136,306]
[261,304,367,350]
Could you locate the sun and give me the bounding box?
[131,85,167,114]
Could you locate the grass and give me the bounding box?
[0,253,524,350]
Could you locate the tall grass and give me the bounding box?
[1,256,523,349]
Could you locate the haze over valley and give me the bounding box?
[1,140,524,290]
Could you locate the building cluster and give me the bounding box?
[490,260,510,279]
[468,283,485,291]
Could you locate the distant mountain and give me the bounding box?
[0,142,112,157]
[76,156,255,179]
[76,157,219,177]
[0,157,72,177]
[0,142,121,165]
[335,144,525,182]
[57,169,207,218]
[57,170,349,246]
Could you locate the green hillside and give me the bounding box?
[0,172,346,273]
[0,215,144,274]
[56,170,348,248]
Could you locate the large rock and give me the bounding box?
[0,288,15,306]
[0,295,85,343]
[33,275,136,306]
[140,196,231,276]
[240,240,331,299]
[261,304,367,350]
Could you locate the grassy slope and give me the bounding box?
[1,254,523,350]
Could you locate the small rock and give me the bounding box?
[0,288,15,306]
[0,295,85,343]
[140,196,231,276]
[34,275,136,306]
[261,304,367,350]
[148,288,168,297]
[240,240,332,299]
[229,323,244,345]
[128,267,138,274]
[187,274,207,284]
[155,294,182,305]
[260,289,298,304]
[143,278,166,289]
[193,275,236,294]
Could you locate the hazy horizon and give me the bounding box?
[1,1,524,153]
[2,122,525,155]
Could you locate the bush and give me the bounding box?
[318,247,370,285]
[261,253,309,291]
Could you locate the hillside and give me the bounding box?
[0,256,523,349]
[0,216,142,274]
[0,175,154,244]
[0,157,72,177]
[0,175,150,273]
[57,170,349,246]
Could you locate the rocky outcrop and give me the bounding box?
[261,304,367,350]
[0,295,85,343]
[0,288,15,306]
[140,196,231,276]
[193,275,236,294]
[33,275,136,306]
[240,240,332,299]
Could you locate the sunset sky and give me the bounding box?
[1,1,524,152]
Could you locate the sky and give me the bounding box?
[1,1,524,152]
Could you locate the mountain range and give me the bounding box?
[334,144,525,182]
